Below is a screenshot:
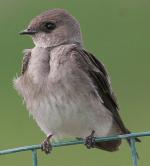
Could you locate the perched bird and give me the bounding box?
[14,9,140,154]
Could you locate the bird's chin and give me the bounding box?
[32,40,50,48]
[31,37,42,47]
[31,35,51,48]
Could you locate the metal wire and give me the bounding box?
[130,138,138,166]
[0,131,150,166]
[32,149,38,166]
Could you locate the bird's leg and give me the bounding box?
[41,134,53,154]
[85,130,96,149]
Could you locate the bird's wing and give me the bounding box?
[70,47,129,134]
[21,49,31,74]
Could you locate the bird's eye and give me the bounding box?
[44,22,56,31]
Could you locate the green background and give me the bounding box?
[0,0,150,165]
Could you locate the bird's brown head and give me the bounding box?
[20,9,83,48]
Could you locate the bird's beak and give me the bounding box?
[19,28,37,35]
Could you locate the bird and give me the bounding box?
[14,8,140,154]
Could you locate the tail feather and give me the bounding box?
[94,129,141,152]
[94,139,121,152]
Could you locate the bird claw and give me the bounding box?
[85,130,96,149]
[41,135,53,154]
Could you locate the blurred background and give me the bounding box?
[0,0,150,165]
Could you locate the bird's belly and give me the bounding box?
[15,56,119,140]
[31,87,116,140]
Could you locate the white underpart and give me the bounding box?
[14,44,120,141]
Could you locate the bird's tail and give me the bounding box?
[94,139,122,152]
[94,129,141,152]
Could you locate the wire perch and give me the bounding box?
[1,131,150,166]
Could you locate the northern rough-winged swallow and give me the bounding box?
[14,9,140,154]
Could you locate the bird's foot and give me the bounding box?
[85,130,96,149]
[41,134,53,154]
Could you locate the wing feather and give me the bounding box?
[21,49,31,74]
[71,47,129,134]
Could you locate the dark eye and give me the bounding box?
[44,22,56,31]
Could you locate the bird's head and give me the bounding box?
[20,9,83,48]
